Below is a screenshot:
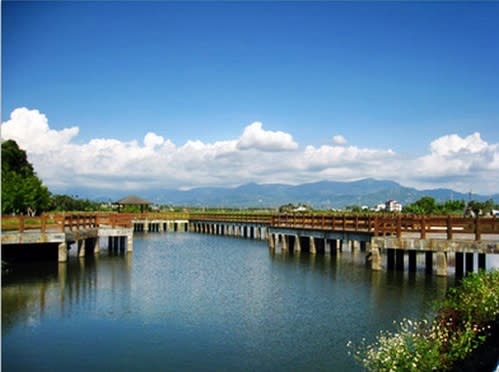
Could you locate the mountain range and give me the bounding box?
[61,179,498,209]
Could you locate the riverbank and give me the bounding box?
[351,270,499,371]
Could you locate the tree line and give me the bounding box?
[402,196,498,216]
[1,140,102,215]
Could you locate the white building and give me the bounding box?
[385,199,402,212]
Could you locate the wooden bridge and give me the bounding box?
[2,212,498,276]
[188,213,499,277]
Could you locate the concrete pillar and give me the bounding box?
[425,251,433,274]
[268,233,275,251]
[436,252,448,277]
[360,241,367,252]
[330,239,338,256]
[144,221,149,233]
[159,222,164,232]
[478,253,486,271]
[309,237,317,255]
[395,250,404,271]
[466,253,474,273]
[94,238,100,255]
[127,234,133,252]
[281,234,289,253]
[293,235,301,253]
[371,246,382,271]
[78,239,86,258]
[408,250,417,273]
[387,249,395,271]
[455,252,464,277]
[58,242,68,262]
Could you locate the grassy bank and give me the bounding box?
[349,270,499,371]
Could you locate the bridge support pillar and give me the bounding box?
[395,250,404,271]
[309,237,317,255]
[425,251,433,274]
[455,252,464,277]
[466,253,474,274]
[127,234,133,252]
[281,234,289,253]
[436,252,448,277]
[78,239,86,258]
[387,249,395,271]
[94,238,100,255]
[330,240,338,255]
[268,233,275,251]
[478,253,486,271]
[144,221,149,233]
[408,250,417,273]
[371,246,382,271]
[58,242,68,262]
[293,235,301,253]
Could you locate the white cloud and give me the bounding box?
[236,121,298,151]
[332,135,347,145]
[1,107,79,153]
[1,107,498,195]
[429,132,488,156]
[144,132,164,148]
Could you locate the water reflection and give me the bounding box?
[2,233,498,371]
[2,252,132,331]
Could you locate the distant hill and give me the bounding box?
[57,178,498,209]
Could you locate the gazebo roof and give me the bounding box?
[115,195,152,205]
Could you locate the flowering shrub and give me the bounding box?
[349,270,499,371]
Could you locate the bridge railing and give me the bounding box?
[189,213,273,224]
[2,212,497,241]
[1,213,98,233]
[271,214,497,241]
[131,212,190,220]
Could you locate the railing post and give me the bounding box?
[475,215,481,241]
[354,215,359,231]
[396,214,402,237]
[19,215,25,233]
[421,216,426,239]
[446,215,453,240]
[373,216,379,236]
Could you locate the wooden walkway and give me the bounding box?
[2,212,498,274]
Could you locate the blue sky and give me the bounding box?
[2,1,499,195]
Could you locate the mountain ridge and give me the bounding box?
[55,178,498,209]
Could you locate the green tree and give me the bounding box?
[403,196,438,214]
[1,140,50,215]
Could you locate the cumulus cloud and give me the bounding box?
[332,135,347,145]
[410,132,499,190]
[236,121,298,151]
[1,107,497,194]
[1,107,79,153]
[144,132,164,148]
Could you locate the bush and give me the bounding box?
[349,270,499,371]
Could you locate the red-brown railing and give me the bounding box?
[2,212,497,241]
[1,213,97,233]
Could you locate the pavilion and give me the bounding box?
[115,195,152,213]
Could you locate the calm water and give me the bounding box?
[2,232,468,371]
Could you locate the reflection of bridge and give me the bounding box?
[2,212,498,277]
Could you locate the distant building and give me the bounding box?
[374,200,402,212]
[385,199,402,212]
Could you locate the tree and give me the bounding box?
[1,140,50,215]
